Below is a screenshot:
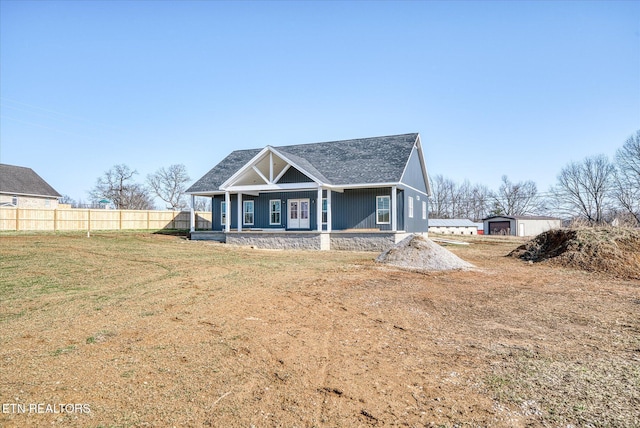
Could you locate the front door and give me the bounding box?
[288,199,310,229]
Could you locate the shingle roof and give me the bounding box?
[0,164,61,198]
[187,133,420,193]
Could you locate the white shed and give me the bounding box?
[483,215,562,237]
[428,219,478,235]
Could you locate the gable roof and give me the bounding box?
[429,219,478,227]
[0,164,61,198]
[188,133,426,193]
[483,215,560,221]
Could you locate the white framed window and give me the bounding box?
[422,201,427,220]
[12,195,18,206]
[270,200,281,225]
[376,196,390,224]
[221,201,226,225]
[243,200,254,225]
[408,196,414,218]
[322,198,327,224]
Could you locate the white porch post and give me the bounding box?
[326,189,332,232]
[225,191,230,233]
[190,194,195,232]
[237,192,243,232]
[391,186,397,232]
[317,186,323,232]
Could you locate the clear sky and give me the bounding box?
[1,0,638,205]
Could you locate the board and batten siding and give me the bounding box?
[212,191,319,230]
[276,167,315,184]
[210,188,404,232]
[399,146,428,194]
[402,188,428,233]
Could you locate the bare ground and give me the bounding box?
[1,232,638,427]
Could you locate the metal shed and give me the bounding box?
[483,215,562,237]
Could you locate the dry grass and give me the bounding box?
[1,232,639,427]
[509,227,640,280]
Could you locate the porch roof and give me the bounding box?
[187,133,421,194]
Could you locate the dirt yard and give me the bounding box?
[1,232,638,427]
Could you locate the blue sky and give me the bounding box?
[1,0,638,205]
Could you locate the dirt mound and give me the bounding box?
[376,234,474,272]
[509,227,640,279]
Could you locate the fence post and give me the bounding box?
[119,210,123,231]
[54,209,58,231]
[15,208,19,231]
[147,211,150,230]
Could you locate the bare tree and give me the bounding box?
[428,174,456,218]
[147,164,191,210]
[490,175,542,216]
[89,164,155,210]
[551,155,615,224]
[613,130,640,224]
[429,175,491,220]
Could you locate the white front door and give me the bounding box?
[288,199,310,229]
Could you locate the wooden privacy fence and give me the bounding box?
[0,207,212,232]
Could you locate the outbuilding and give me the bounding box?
[483,215,562,237]
[428,218,478,235]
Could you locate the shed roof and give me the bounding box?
[187,133,424,193]
[429,219,478,227]
[0,164,61,198]
[483,215,560,221]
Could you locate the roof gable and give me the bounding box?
[0,164,61,198]
[187,133,425,194]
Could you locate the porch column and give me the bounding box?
[317,186,323,232]
[224,191,231,233]
[190,194,195,233]
[237,192,243,232]
[391,186,397,232]
[326,189,332,232]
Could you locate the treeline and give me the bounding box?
[62,164,210,211]
[430,130,640,226]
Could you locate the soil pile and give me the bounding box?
[376,234,474,271]
[509,227,640,279]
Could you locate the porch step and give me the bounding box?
[189,231,226,242]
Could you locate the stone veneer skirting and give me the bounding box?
[190,231,418,251]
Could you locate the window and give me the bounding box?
[322,198,327,224]
[376,196,390,224]
[270,200,281,225]
[408,196,414,218]
[243,200,254,225]
[221,201,226,225]
[422,201,427,220]
[12,195,17,206]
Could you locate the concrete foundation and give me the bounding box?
[190,230,420,251]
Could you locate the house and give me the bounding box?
[0,164,61,209]
[187,133,431,250]
[428,219,479,235]
[483,215,562,237]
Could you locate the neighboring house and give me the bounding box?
[0,164,61,209]
[428,219,478,235]
[483,215,562,237]
[187,133,431,250]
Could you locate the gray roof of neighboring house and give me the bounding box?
[187,133,421,193]
[428,219,478,227]
[0,164,61,198]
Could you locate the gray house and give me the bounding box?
[187,133,431,250]
[0,164,61,209]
